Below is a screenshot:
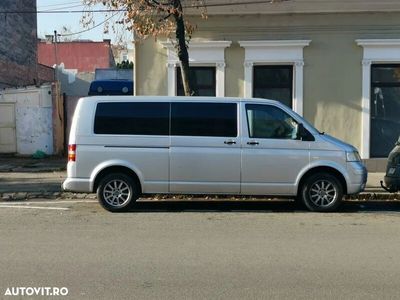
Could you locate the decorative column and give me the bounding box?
[361,59,372,159]
[216,62,226,97]
[243,61,254,98]
[294,60,305,116]
[167,62,177,96]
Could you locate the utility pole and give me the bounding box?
[54,30,58,81]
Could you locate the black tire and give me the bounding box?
[300,173,343,212]
[97,173,139,212]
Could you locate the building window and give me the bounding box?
[370,64,400,157]
[176,67,216,96]
[356,39,400,158]
[253,65,293,108]
[239,40,311,115]
[161,40,231,97]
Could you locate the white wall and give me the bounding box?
[0,85,53,155]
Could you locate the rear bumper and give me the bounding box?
[62,178,92,193]
[384,176,400,192]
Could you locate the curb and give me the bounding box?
[1,192,97,201]
[0,167,65,173]
[1,191,400,202]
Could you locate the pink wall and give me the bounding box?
[38,41,114,72]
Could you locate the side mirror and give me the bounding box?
[296,123,315,141]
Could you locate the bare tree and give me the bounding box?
[83,0,285,96]
[83,0,208,96]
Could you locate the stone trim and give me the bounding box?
[160,40,232,97]
[239,40,311,115]
[356,39,400,159]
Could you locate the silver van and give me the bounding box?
[62,96,367,212]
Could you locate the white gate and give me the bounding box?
[0,103,16,153]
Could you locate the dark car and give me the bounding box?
[382,137,400,192]
[88,80,134,96]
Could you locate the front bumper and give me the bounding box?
[347,162,368,194]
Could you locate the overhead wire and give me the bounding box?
[2,0,293,14]
[37,1,83,9]
[57,12,120,36]
[41,4,85,12]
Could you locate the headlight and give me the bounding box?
[346,151,361,162]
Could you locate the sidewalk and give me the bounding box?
[0,155,395,200]
[0,156,66,199]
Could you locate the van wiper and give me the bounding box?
[319,131,325,135]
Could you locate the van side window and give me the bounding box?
[246,104,298,139]
[94,102,169,135]
[171,103,237,137]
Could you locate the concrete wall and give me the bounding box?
[57,67,94,97]
[0,0,37,88]
[135,12,400,151]
[0,85,54,155]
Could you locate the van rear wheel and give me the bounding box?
[301,173,343,212]
[97,173,139,212]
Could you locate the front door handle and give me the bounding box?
[247,141,259,145]
[224,140,236,145]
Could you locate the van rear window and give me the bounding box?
[94,102,169,135]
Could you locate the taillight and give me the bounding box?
[68,144,76,162]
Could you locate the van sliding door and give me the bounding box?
[169,102,241,194]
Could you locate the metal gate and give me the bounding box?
[0,103,16,153]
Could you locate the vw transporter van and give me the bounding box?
[62,96,367,212]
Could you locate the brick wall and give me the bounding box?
[0,0,37,88]
[38,64,55,84]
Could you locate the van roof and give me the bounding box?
[80,95,283,105]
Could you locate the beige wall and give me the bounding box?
[135,12,400,150]
[186,0,400,15]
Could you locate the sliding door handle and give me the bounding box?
[247,141,259,145]
[224,140,236,145]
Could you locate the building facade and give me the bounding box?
[134,0,400,167]
[0,0,38,88]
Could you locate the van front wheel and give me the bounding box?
[97,173,139,212]
[301,173,343,212]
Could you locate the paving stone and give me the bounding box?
[74,193,87,199]
[14,192,27,200]
[27,192,44,199]
[1,193,13,200]
[60,192,74,199]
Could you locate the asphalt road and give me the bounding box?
[0,199,399,299]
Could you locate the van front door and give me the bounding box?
[241,103,310,195]
[169,102,241,194]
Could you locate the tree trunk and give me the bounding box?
[173,0,192,96]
